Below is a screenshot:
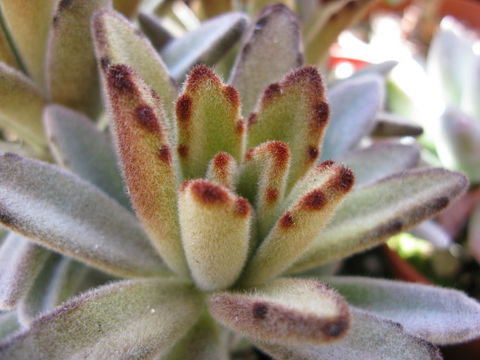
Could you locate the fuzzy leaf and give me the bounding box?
[138,12,174,50]
[179,180,251,291]
[0,63,47,153]
[241,162,354,286]
[0,233,49,310]
[410,220,451,249]
[0,279,203,359]
[372,112,423,137]
[161,12,248,80]
[256,308,441,360]
[338,142,420,187]
[321,74,384,161]
[229,4,302,117]
[103,64,187,276]
[0,0,57,85]
[113,0,141,17]
[93,9,177,124]
[206,152,238,190]
[247,67,329,189]
[290,168,468,273]
[46,0,110,117]
[44,105,130,209]
[176,65,244,179]
[325,276,480,345]
[0,153,165,278]
[19,256,111,326]
[209,278,350,345]
[468,203,480,264]
[0,312,19,342]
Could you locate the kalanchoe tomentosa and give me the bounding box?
[0,5,480,360]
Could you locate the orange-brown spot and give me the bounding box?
[235,119,245,135]
[190,181,229,204]
[279,212,295,228]
[185,65,221,92]
[252,302,269,319]
[214,152,230,168]
[235,198,251,217]
[301,190,327,210]
[224,85,240,108]
[158,145,171,164]
[312,102,329,130]
[323,318,349,337]
[100,56,110,71]
[180,180,192,192]
[178,144,189,158]
[247,113,257,128]
[108,65,136,94]
[346,0,357,10]
[308,146,319,161]
[318,160,335,169]
[332,167,355,192]
[262,83,282,103]
[176,95,192,125]
[265,188,279,204]
[244,148,255,161]
[267,141,289,166]
[134,104,160,132]
[284,66,323,90]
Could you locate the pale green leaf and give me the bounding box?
[0,15,18,69]
[43,105,130,209]
[161,12,248,80]
[229,4,302,117]
[0,279,203,359]
[325,276,480,345]
[0,153,165,278]
[290,168,468,273]
[0,312,19,342]
[209,278,350,345]
[321,74,385,161]
[0,233,49,310]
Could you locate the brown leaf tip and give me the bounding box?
[318,160,335,169]
[268,141,290,166]
[158,145,172,164]
[332,167,355,192]
[133,104,161,133]
[284,66,324,90]
[189,180,229,205]
[252,302,269,319]
[213,152,231,169]
[279,212,295,228]
[247,113,257,128]
[235,197,251,217]
[177,144,189,158]
[176,95,192,125]
[265,188,279,204]
[312,101,330,130]
[185,65,221,92]
[107,65,136,94]
[301,189,327,210]
[224,85,240,108]
[262,83,282,103]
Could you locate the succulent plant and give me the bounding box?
[0,4,479,359]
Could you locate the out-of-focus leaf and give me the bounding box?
[0,141,36,159]
[468,202,480,264]
[0,0,57,85]
[321,74,384,161]
[229,4,302,117]
[160,12,248,80]
[113,0,141,17]
[209,278,350,344]
[0,312,19,342]
[138,12,174,50]
[0,63,47,154]
[0,153,165,278]
[0,16,18,68]
[372,112,423,137]
[257,308,441,360]
[0,233,49,310]
[44,105,130,209]
[325,276,480,345]
[349,60,399,80]
[0,279,203,359]
[339,142,420,187]
[290,168,468,273]
[409,220,451,249]
[46,0,110,118]
[461,44,480,120]
[199,0,232,18]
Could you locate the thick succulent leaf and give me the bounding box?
[0,279,203,359]
[46,0,110,117]
[176,65,244,179]
[290,168,468,273]
[325,276,480,345]
[206,152,238,190]
[179,180,251,291]
[256,308,441,360]
[163,313,229,360]
[0,17,18,68]
[247,67,329,189]
[0,63,47,153]
[240,162,354,286]
[138,12,174,50]
[160,12,248,80]
[0,312,19,342]
[228,4,302,117]
[338,142,420,187]
[209,278,350,345]
[0,233,49,310]
[103,64,187,276]
[410,220,451,249]
[19,256,111,326]
[468,203,480,264]
[321,74,384,161]
[93,9,177,124]
[113,0,141,17]
[0,153,165,278]
[372,112,423,137]
[43,105,130,209]
[0,0,57,85]
[435,107,480,183]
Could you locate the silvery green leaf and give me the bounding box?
[372,112,423,137]
[409,220,451,249]
[290,168,468,273]
[256,308,441,360]
[338,142,420,187]
[321,74,385,160]
[46,0,111,118]
[324,276,480,345]
[468,202,480,264]
[0,312,19,342]
[229,4,302,117]
[0,0,57,85]
[0,233,49,310]
[138,12,174,50]
[43,105,130,210]
[0,279,203,359]
[161,12,248,80]
[0,153,165,278]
